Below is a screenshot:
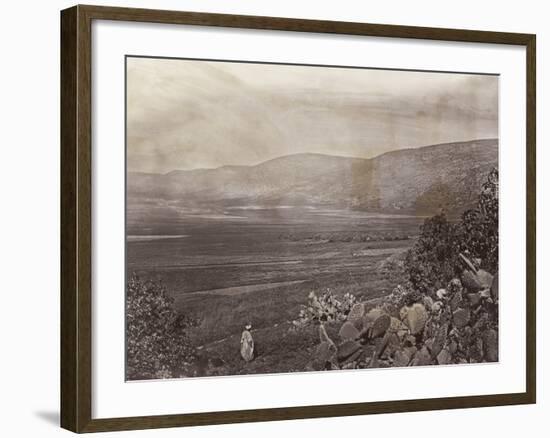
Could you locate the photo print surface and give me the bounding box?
[125,57,499,381]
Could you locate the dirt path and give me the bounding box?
[180,280,309,297]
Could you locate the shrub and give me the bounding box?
[294,289,356,327]
[458,168,499,273]
[126,274,194,380]
[405,213,462,294]
[405,168,499,294]
[378,283,422,314]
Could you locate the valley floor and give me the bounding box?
[127,209,422,378]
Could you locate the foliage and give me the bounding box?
[377,283,421,314]
[126,274,194,380]
[405,213,462,294]
[294,289,356,327]
[377,251,407,281]
[458,168,499,273]
[298,169,500,372]
[405,168,499,294]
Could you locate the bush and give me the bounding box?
[458,168,499,273]
[405,168,499,294]
[405,213,462,294]
[294,289,356,327]
[126,274,194,380]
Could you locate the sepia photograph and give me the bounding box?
[125,57,499,381]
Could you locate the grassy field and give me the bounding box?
[126,206,425,377]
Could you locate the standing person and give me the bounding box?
[240,323,254,362]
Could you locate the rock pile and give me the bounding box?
[307,254,499,371]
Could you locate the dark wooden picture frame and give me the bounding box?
[61,4,536,433]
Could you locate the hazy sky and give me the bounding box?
[127,57,498,174]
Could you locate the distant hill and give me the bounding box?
[128,139,498,215]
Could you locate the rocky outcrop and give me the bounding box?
[306,253,498,370]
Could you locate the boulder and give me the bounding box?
[430,323,449,358]
[404,346,418,358]
[371,314,391,338]
[469,337,484,362]
[389,316,409,339]
[340,347,363,366]
[341,361,358,370]
[436,289,448,300]
[319,341,336,360]
[375,332,392,358]
[393,349,412,367]
[402,303,429,335]
[467,292,482,307]
[436,348,453,365]
[461,270,483,292]
[337,340,362,362]
[339,321,360,340]
[382,333,401,359]
[479,288,492,299]
[453,308,471,328]
[448,340,458,354]
[363,308,385,326]
[411,346,432,367]
[476,269,494,288]
[361,308,388,337]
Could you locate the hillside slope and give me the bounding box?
[128,139,498,214]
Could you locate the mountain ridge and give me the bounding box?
[128,139,498,215]
[135,138,497,176]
